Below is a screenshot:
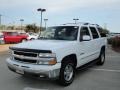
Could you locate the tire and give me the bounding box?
[97,50,105,65]
[59,61,75,86]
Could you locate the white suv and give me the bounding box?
[6,23,107,86]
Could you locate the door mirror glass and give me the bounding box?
[82,35,91,41]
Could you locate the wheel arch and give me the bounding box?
[61,54,77,68]
[101,45,106,52]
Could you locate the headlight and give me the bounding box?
[38,53,56,58]
[38,53,57,65]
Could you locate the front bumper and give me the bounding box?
[6,58,61,79]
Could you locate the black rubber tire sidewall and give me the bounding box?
[97,50,105,65]
[59,62,75,86]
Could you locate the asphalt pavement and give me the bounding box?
[0,47,120,90]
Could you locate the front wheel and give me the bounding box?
[59,62,75,86]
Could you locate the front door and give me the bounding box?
[77,26,93,66]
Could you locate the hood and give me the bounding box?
[11,40,77,52]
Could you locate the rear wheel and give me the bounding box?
[97,50,105,65]
[59,61,75,86]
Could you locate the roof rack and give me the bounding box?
[83,23,89,25]
[90,24,99,26]
[61,22,100,26]
[61,23,77,25]
[62,22,89,25]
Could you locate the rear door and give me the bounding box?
[88,26,101,60]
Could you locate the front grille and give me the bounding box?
[13,50,38,64]
[14,57,37,64]
[14,51,37,57]
[10,48,52,64]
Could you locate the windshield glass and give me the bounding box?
[38,26,78,41]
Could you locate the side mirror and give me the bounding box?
[82,35,91,41]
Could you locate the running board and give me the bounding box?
[76,59,99,71]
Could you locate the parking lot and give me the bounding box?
[0,46,120,90]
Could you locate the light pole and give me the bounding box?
[0,14,2,29]
[73,18,79,24]
[37,8,46,34]
[20,19,24,32]
[44,19,48,30]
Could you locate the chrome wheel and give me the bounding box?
[64,64,73,82]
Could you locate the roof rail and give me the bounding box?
[83,23,89,25]
[61,23,76,25]
[61,22,100,26]
[90,24,99,26]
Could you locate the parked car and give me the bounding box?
[6,23,107,86]
[3,32,28,44]
[27,32,39,40]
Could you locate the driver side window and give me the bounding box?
[80,27,91,41]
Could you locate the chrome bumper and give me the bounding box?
[6,58,61,79]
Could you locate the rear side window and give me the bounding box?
[6,32,18,36]
[8,32,18,36]
[80,27,91,41]
[89,27,99,39]
[97,27,106,37]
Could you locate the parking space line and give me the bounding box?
[90,68,120,73]
[24,87,48,90]
[106,56,120,58]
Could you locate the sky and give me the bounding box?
[0,0,120,33]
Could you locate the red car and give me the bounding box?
[3,32,28,44]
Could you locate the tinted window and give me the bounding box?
[89,27,99,39]
[7,32,18,36]
[80,27,90,41]
[97,27,106,37]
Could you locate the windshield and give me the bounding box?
[38,26,78,41]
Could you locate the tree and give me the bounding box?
[102,29,110,34]
[25,24,39,33]
[7,26,14,30]
[0,25,6,30]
